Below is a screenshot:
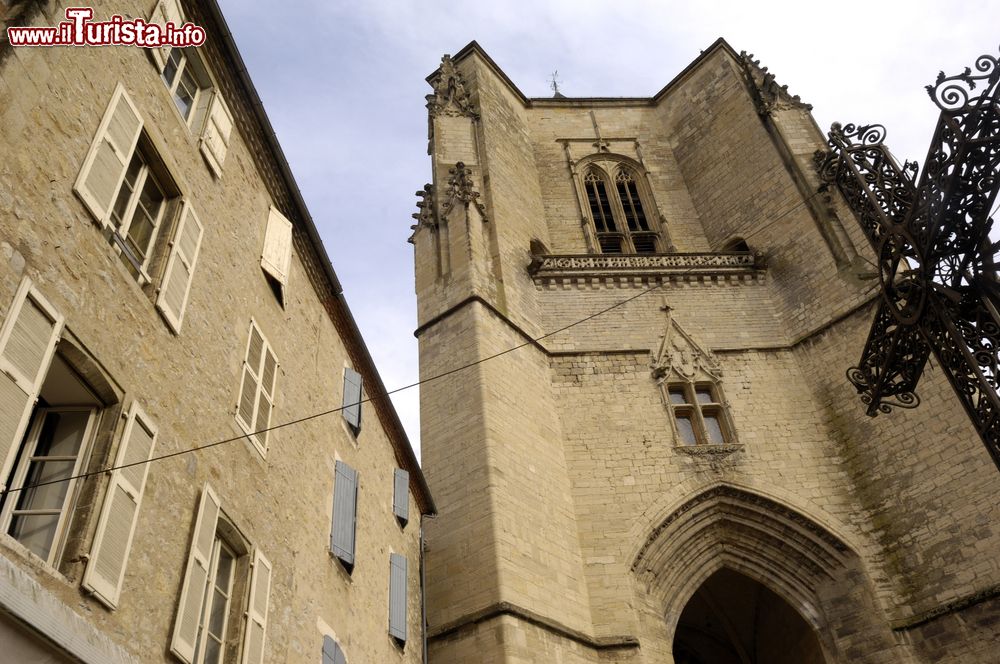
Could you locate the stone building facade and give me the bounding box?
[411,41,1000,663]
[0,2,433,663]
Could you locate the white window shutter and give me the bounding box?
[82,402,157,608]
[155,201,204,333]
[242,549,272,664]
[253,346,277,448]
[393,468,410,526]
[148,0,184,70]
[73,83,142,227]
[236,323,263,433]
[260,207,293,287]
[171,484,221,664]
[388,553,408,643]
[200,91,234,178]
[0,279,63,491]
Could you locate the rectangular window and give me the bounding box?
[341,367,363,435]
[330,460,358,570]
[74,84,205,326]
[235,321,278,457]
[260,206,293,303]
[171,485,270,664]
[666,382,733,446]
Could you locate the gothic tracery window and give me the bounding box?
[582,163,659,254]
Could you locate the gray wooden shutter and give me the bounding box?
[342,367,362,432]
[241,549,271,664]
[201,92,234,178]
[81,401,157,608]
[155,201,203,333]
[170,484,221,664]
[330,460,358,568]
[0,279,63,491]
[393,468,409,526]
[388,553,407,643]
[73,83,142,226]
[322,636,346,664]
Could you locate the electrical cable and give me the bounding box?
[0,189,823,499]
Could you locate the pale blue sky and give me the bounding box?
[215,0,1000,459]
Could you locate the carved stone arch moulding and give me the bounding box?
[629,483,899,660]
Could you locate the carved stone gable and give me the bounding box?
[441,162,488,222]
[408,184,437,244]
[739,51,811,116]
[427,54,480,119]
[651,304,722,382]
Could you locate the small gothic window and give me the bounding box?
[666,382,733,446]
[582,164,659,254]
[722,237,752,252]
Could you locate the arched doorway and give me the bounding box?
[673,568,827,664]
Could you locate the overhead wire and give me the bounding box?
[0,189,822,500]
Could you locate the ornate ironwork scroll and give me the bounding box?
[818,47,1000,469]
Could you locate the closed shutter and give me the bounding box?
[330,460,358,568]
[170,484,221,664]
[156,201,204,333]
[388,553,408,643]
[341,367,362,433]
[241,549,271,664]
[73,83,142,226]
[0,279,62,490]
[260,207,293,287]
[235,322,276,455]
[393,468,409,526]
[200,92,234,178]
[322,635,346,664]
[254,345,277,448]
[81,402,157,608]
[148,0,184,71]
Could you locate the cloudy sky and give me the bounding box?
[215,0,999,459]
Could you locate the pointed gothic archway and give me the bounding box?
[631,485,907,664]
[673,568,827,664]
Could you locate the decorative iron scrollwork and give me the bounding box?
[819,46,1000,470]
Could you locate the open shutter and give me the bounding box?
[260,207,293,287]
[73,83,142,226]
[341,367,363,433]
[236,323,263,433]
[322,635,346,664]
[0,279,62,491]
[148,0,184,71]
[388,553,408,643]
[242,549,271,664]
[82,402,157,608]
[254,345,277,451]
[156,201,204,333]
[393,468,410,526]
[200,92,234,178]
[171,484,221,664]
[330,461,358,567]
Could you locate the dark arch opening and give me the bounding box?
[673,568,827,664]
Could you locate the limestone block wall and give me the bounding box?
[0,2,427,662]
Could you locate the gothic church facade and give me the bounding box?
[411,40,1000,664]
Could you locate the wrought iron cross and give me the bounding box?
[816,49,1000,469]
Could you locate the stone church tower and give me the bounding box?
[410,39,1000,663]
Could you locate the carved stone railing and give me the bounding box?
[529,252,763,282]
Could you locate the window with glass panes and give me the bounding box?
[582,163,660,254]
[161,49,205,124]
[193,537,237,664]
[666,383,731,446]
[109,149,167,281]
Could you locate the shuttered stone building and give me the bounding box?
[0,2,432,663]
[411,41,1000,663]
